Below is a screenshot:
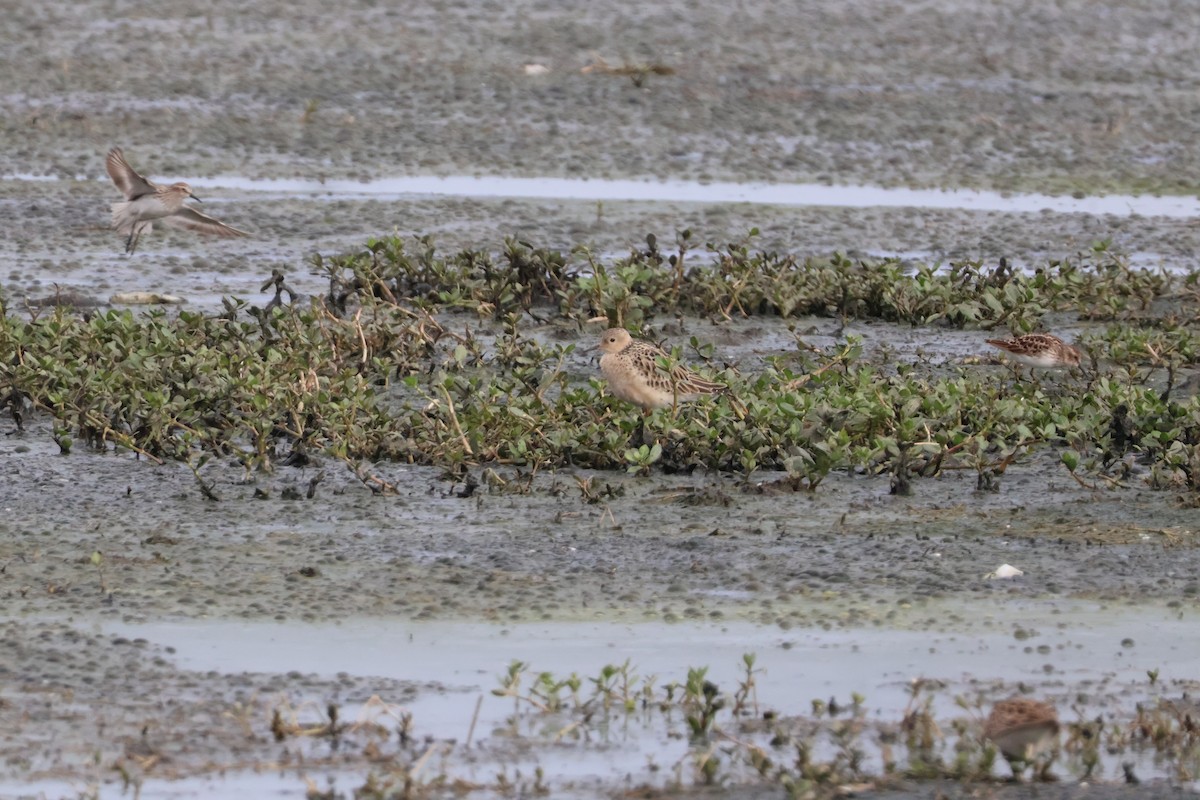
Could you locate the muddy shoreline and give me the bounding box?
[4,0,1200,796]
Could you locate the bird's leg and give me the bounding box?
[1035,749,1059,782]
[126,222,148,255]
[637,409,651,447]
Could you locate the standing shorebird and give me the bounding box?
[105,147,248,254]
[597,327,727,411]
[985,333,1081,378]
[983,697,1060,781]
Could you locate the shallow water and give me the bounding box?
[10,172,1200,218]
[204,175,1200,218]
[84,601,1200,797]
[103,602,1200,721]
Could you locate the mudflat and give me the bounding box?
[2,1,1198,797]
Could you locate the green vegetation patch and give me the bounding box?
[3,235,1200,497]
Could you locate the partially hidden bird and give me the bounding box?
[983,697,1060,781]
[985,333,1080,371]
[597,327,729,411]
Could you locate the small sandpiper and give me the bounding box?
[597,327,727,410]
[985,333,1080,377]
[105,147,248,254]
[983,697,1060,781]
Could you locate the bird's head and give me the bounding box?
[597,328,633,354]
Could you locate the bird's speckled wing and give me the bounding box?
[987,334,1054,356]
[628,342,723,394]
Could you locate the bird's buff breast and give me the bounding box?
[600,353,672,409]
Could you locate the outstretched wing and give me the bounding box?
[105,148,158,200]
[161,206,248,238]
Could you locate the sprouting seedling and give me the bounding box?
[695,746,721,785]
[623,443,662,475]
[531,671,583,713]
[732,653,760,717]
[91,550,107,597]
[590,662,635,710]
[493,660,528,711]
[301,98,319,124]
[684,668,723,739]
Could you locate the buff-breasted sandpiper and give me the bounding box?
[597,327,727,410]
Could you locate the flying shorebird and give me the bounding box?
[105,147,248,254]
[597,327,729,411]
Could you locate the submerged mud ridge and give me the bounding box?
[0,620,456,786]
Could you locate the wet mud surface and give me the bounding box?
[5,182,1200,314]
[3,0,1200,796]
[5,0,1200,196]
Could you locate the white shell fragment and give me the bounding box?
[986,563,1024,580]
[523,64,550,76]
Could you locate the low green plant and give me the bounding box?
[4,235,1200,499]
